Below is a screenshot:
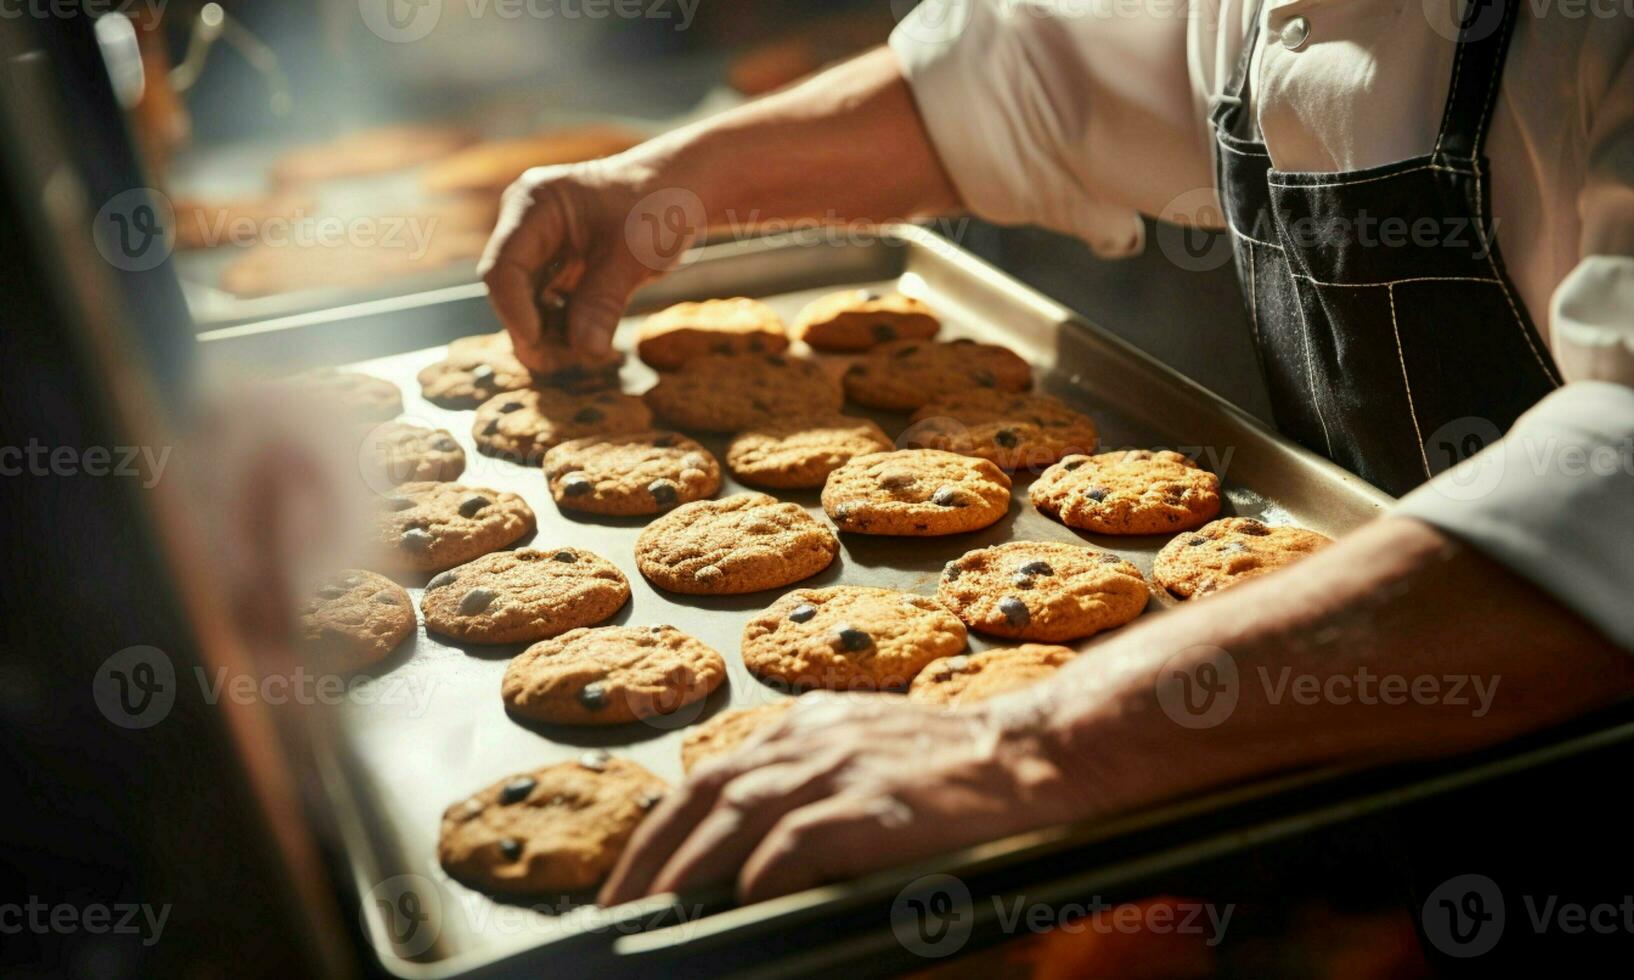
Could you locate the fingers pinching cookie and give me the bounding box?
[726,414,893,489]
[938,541,1149,642]
[360,421,466,485]
[642,353,843,432]
[299,570,415,672]
[543,431,719,517]
[679,701,795,772]
[821,449,1012,536]
[742,586,968,691]
[502,625,726,725]
[473,387,652,464]
[635,493,839,595]
[448,326,622,389]
[636,298,790,370]
[438,755,666,896]
[906,391,1099,470]
[909,645,1077,707]
[1153,517,1332,599]
[790,289,940,352]
[1030,449,1222,534]
[377,482,536,573]
[421,547,630,644]
[842,339,1031,412]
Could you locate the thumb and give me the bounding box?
[567,257,647,353]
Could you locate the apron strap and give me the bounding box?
[1430,0,1522,163]
[1208,0,1269,134]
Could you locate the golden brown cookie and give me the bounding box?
[821,449,1012,536]
[360,421,466,485]
[544,431,720,516]
[938,541,1149,642]
[437,755,665,896]
[906,391,1099,470]
[472,388,653,463]
[1153,517,1333,599]
[642,353,843,432]
[741,586,968,691]
[447,328,622,388]
[1030,450,1222,534]
[679,701,795,772]
[908,645,1076,707]
[283,368,402,422]
[636,298,790,370]
[417,349,536,408]
[726,415,894,489]
[634,493,839,595]
[421,547,629,644]
[376,482,536,573]
[502,625,727,725]
[790,289,940,352]
[842,339,1032,412]
[298,570,415,672]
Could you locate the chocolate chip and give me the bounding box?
[891,345,919,359]
[835,626,873,652]
[573,407,603,424]
[458,588,497,615]
[750,398,771,413]
[577,683,607,711]
[993,428,1019,448]
[469,364,495,383]
[427,571,457,591]
[498,401,523,414]
[788,603,818,623]
[710,341,733,355]
[1186,537,1207,547]
[400,528,432,552]
[317,585,347,599]
[458,495,490,517]
[497,838,522,861]
[1238,520,1271,536]
[862,291,883,302]
[832,502,854,522]
[482,418,500,435]
[499,777,536,805]
[1012,574,1034,590]
[1100,553,1124,563]
[1062,459,1084,471]
[384,495,415,511]
[931,486,966,507]
[553,550,577,563]
[872,323,897,342]
[1086,488,1107,502]
[943,561,963,581]
[748,337,766,352]
[764,355,787,367]
[1017,560,1054,577]
[998,597,1030,626]
[651,434,677,448]
[648,480,678,506]
[579,749,611,771]
[846,363,868,376]
[972,371,997,388]
[560,473,593,497]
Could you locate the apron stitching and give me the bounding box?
[1289,282,1337,458]
[1292,272,1499,288]
[1472,13,1506,155]
[1470,164,1561,384]
[1247,241,1262,350]
[1216,138,1270,158]
[1432,8,1473,158]
[1387,283,1435,479]
[1265,163,1475,189]
[1229,222,1284,250]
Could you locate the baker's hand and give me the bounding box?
[598,694,1091,906]
[478,158,690,373]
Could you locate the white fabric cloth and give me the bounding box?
[892,0,1634,646]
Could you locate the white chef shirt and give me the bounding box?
[891,0,1634,648]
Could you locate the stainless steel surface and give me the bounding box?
[237,227,1393,976]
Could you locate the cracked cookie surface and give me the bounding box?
[376,481,535,573]
[842,339,1031,412]
[634,493,838,594]
[472,387,652,463]
[908,644,1076,706]
[361,421,466,485]
[907,391,1099,470]
[821,449,1012,536]
[1030,449,1222,534]
[636,298,789,370]
[741,586,968,690]
[642,353,843,432]
[1153,517,1332,599]
[502,625,726,725]
[790,289,940,352]
[544,431,720,516]
[726,415,893,489]
[421,547,629,644]
[299,569,415,672]
[938,541,1149,641]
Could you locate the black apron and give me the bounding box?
[1211,0,1558,495]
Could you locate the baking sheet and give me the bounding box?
[266,227,1392,976]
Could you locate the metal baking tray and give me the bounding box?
[206,226,1406,977]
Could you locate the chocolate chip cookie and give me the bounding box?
[438,755,666,896]
[360,421,466,486]
[938,541,1149,641]
[634,493,838,595]
[299,569,415,672]
[417,349,536,408]
[376,482,536,573]
[502,625,727,725]
[472,387,653,463]
[449,326,622,389]
[543,431,720,516]
[906,391,1099,470]
[680,701,794,772]
[726,414,893,489]
[636,297,790,370]
[421,547,630,644]
[1030,449,1222,534]
[908,645,1076,707]
[790,289,940,352]
[842,339,1032,412]
[1153,517,1333,599]
[284,368,402,421]
[741,586,968,690]
[642,353,843,432]
[821,449,1012,536]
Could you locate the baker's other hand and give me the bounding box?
[478,157,692,372]
[598,693,1093,906]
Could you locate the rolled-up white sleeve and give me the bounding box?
[1397,381,1634,651]
[889,0,1215,257]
